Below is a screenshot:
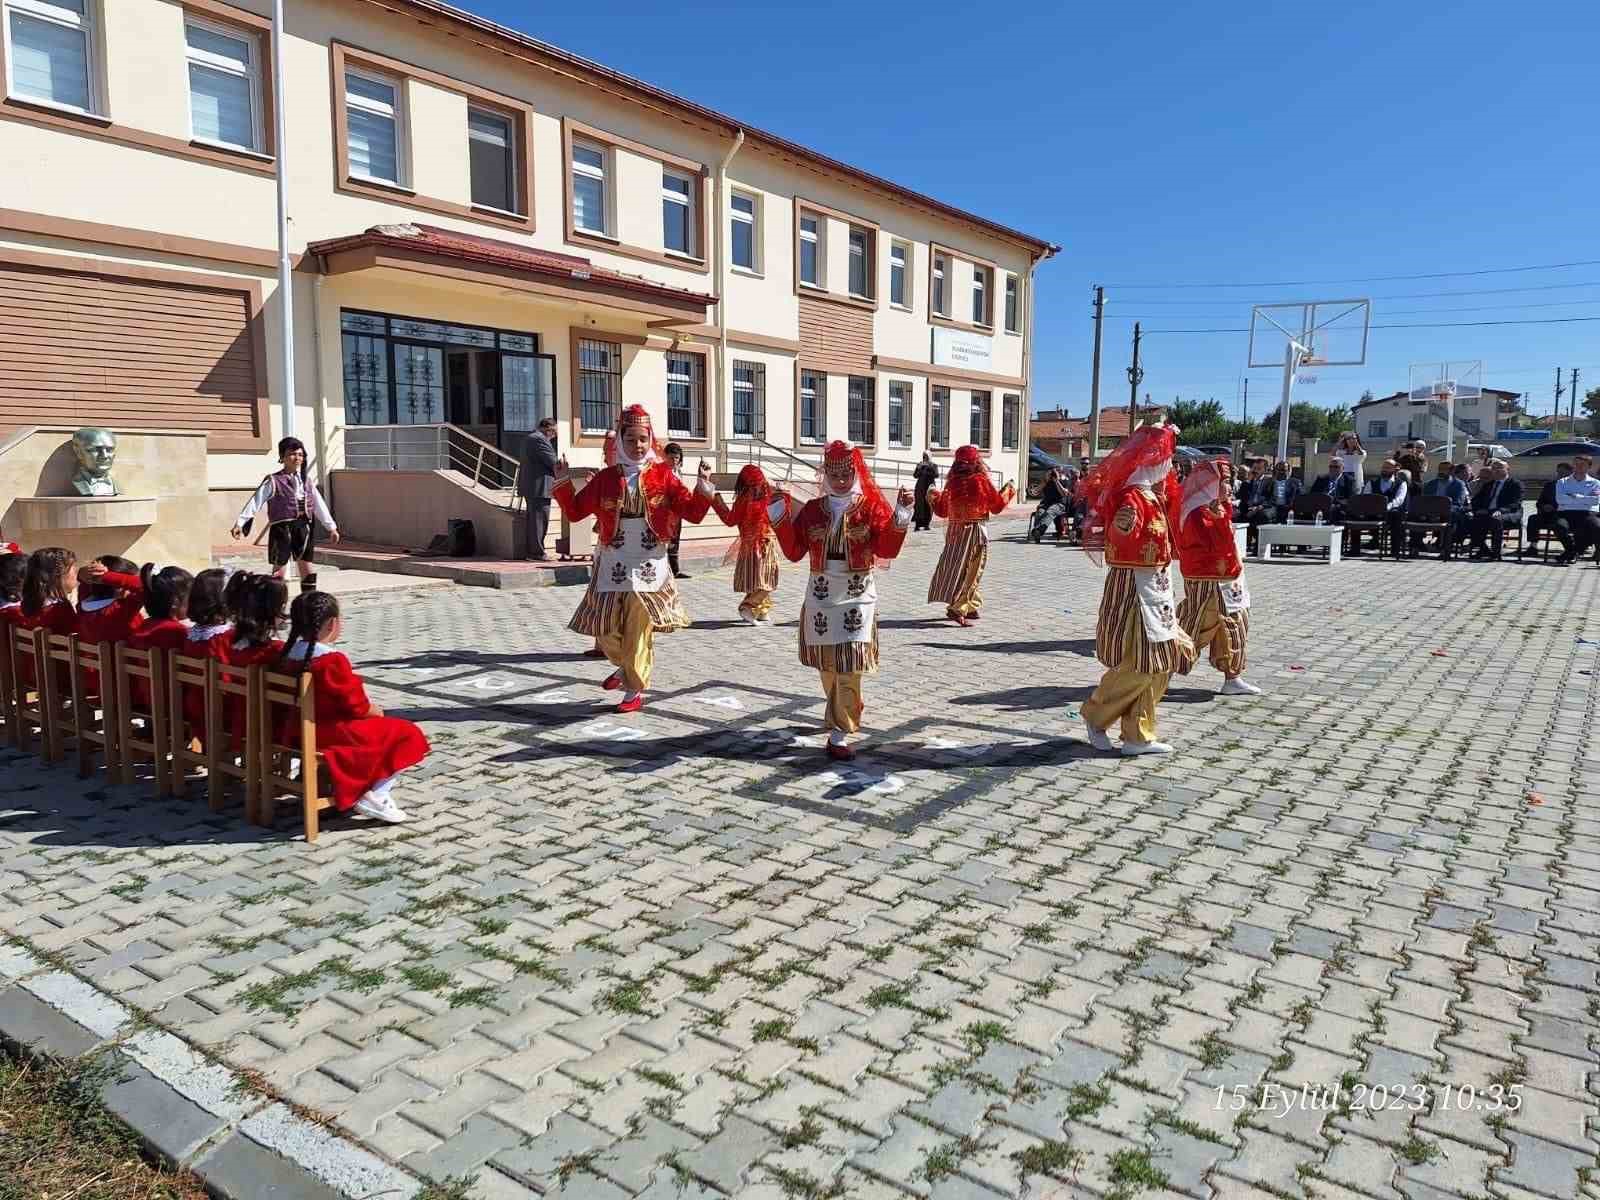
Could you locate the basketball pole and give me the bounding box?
[1276,339,1297,462]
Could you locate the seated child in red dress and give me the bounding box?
[120,566,193,711]
[213,573,287,748]
[277,591,428,824]
[16,548,78,688]
[0,551,24,629]
[74,556,142,699]
[174,569,230,740]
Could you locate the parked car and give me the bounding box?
[1425,442,1511,462]
[1188,444,1234,457]
[1510,440,1600,489]
[1512,440,1600,459]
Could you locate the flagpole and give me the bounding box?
[272,0,295,438]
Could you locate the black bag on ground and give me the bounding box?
[447,519,476,557]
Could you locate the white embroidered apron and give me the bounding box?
[1132,564,1180,643]
[1219,575,1251,614]
[596,517,669,594]
[802,564,877,647]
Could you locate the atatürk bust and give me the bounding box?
[70,427,119,497]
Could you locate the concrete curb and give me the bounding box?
[0,939,423,1200]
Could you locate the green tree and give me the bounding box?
[1583,386,1600,423]
[1170,398,1225,433]
[1258,402,1332,442]
[1320,405,1353,442]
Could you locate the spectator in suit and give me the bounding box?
[1527,463,1574,559]
[1553,455,1600,565]
[1415,459,1471,554]
[1465,460,1524,560]
[518,417,560,561]
[1356,460,1408,556]
[1309,457,1356,519]
[1237,459,1272,551]
[1263,461,1302,520]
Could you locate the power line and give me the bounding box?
[1102,258,1600,289]
[1102,280,1600,306]
[1142,316,1600,334]
[1105,299,1600,321]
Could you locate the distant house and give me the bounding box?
[1351,388,1522,449]
[1031,404,1167,459]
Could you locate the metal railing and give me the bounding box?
[343,424,522,508]
[723,438,1006,491]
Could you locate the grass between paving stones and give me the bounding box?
[0,1050,210,1200]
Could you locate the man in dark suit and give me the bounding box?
[1465,460,1524,560]
[1309,457,1357,518]
[518,416,559,561]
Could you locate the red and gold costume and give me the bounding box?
[710,465,782,622]
[553,405,712,701]
[926,445,1015,621]
[773,443,910,755]
[1176,460,1251,681]
[1079,425,1197,749]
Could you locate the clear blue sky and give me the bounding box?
[466,0,1599,422]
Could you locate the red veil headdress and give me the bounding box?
[720,464,780,566]
[942,443,1007,521]
[815,440,896,570]
[1078,423,1178,567]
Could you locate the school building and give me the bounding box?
[0,0,1058,560]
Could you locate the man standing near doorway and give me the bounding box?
[519,417,559,561]
[912,452,938,532]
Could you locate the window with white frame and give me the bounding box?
[666,352,705,438]
[889,242,909,307]
[6,0,97,113]
[1002,394,1020,450]
[799,370,825,443]
[848,376,875,445]
[798,214,820,287]
[730,191,757,271]
[468,107,518,213]
[662,168,695,256]
[1004,273,1020,333]
[185,18,262,151]
[932,253,947,316]
[970,390,992,447]
[1367,420,1387,440]
[848,226,870,298]
[930,385,949,449]
[732,360,766,439]
[571,139,609,235]
[345,69,403,184]
[972,266,990,326]
[888,381,911,448]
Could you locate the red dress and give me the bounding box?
[174,624,233,741]
[214,634,283,749]
[14,601,76,688]
[125,619,189,711]
[285,649,429,810]
[75,571,146,698]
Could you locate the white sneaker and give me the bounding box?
[1081,716,1115,752]
[738,608,756,625]
[1121,740,1174,757]
[1220,677,1262,696]
[353,791,408,823]
[753,614,772,627]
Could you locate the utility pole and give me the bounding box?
[1573,368,1582,438]
[1126,322,1144,433]
[1555,367,1566,436]
[1243,377,1249,425]
[1089,286,1104,460]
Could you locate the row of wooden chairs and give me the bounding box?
[2,627,338,844]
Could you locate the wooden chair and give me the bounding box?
[168,654,257,815]
[114,644,170,794]
[65,636,119,779]
[255,666,335,843]
[1342,494,1391,559]
[0,625,16,746]
[7,626,51,758]
[41,634,79,765]
[1403,496,1457,561]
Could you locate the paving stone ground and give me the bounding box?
[3,520,1599,1200]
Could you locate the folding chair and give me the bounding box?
[1403,496,1457,561]
[255,666,335,843]
[66,636,119,779]
[114,644,171,794]
[7,626,50,757]
[1342,495,1390,559]
[168,654,256,815]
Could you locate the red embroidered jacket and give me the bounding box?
[1104,477,1181,569]
[774,497,908,573]
[553,463,712,545]
[928,480,1016,524]
[1177,502,1243,581]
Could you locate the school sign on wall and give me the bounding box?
[932,326,994,372]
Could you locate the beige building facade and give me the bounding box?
[0,0,1056,543]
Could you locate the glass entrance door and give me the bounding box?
[500,352,557,464]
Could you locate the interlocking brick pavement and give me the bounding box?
[3,521,1599,1198]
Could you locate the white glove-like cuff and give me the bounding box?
[892,503,913,529]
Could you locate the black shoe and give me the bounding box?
[1555,553,1576,566]
[674,571,691,579]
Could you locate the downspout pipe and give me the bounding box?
[714,128,745,474]
[310,257,329,500]
[271,0,295,439]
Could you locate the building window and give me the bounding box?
[889,242,909,308]
[848,226,870,298]
[732,360,766,439]
[662,168,694,256]
[468,107,517,213]
[799,370,825,444]
[5,0,96,113]
[578,337,622,433]
[571,139,609,235]
[932,253,947,316]
[888,381,911,448]
[972,266,990,326]
[848,376,875,445]
[341,330,390,426]
[667,352,705,439]
[1002,394,1020,450]
[970,390,992,447]
[1459,418,1481,435]
[930,386,949,449]
[185,18,262,152]
[799,214,820,287]
[1004,273,1020,333]
[730,191,757,271]
[1366,420,1387,439]
[345,69,403,184]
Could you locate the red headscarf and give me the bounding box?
[1078,423,1179,567]
[719,465,777,565]
[941,444,1006,520]
[818,441,895,569]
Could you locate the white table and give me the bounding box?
[1257,523,1343,563]
[1231,524,1248,559]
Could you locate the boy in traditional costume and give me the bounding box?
[1176,459,1261,697]
[1079,422,1196,756]
[926,444,1015,625]
[553,405,713,713]
[710,464,781,625]
[231,437,340,593]
[770,441,914,761]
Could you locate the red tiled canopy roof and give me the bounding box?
[306,223,717,310]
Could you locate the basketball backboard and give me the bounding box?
[1247,300,1371,370]
[1408,361,1483,404]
